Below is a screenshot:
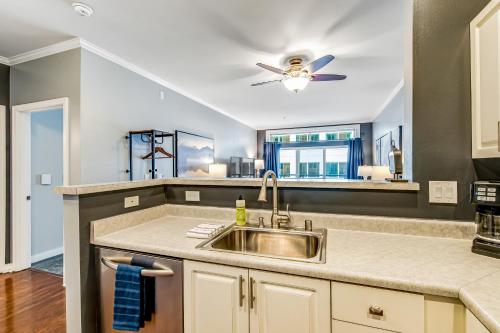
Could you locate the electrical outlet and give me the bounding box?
[124,196,139,208]
[185,191,200,202]
[429,181,457,204]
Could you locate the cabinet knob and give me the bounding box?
[369,305,384,317]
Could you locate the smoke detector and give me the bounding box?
[72,2,94,17]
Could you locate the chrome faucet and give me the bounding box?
[257,170,291,229]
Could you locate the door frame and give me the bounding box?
[11,98,69,271]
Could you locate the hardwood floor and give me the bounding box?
[0,269,66,333]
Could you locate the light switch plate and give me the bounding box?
[124,196,139,208]
[185,191,200,202]
[40,174,52,185]
[429,181,457,204]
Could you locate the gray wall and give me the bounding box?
[10,49,82,185]
[9,49,81,264]
[80,49,256,184]
[0,64,8,106]
[31,109,63,259]
[0,64,9,263]
[411,0,490,220]
[372,86,404,165]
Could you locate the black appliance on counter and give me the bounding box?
[470,181,500,259]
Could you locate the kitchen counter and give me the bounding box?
[91,208,500,332]
[55,177,420,195]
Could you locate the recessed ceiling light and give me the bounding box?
[72,2,94,17]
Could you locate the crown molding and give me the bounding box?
[8,38,82,66]
[0,56,9,66]
[3,37,252,128]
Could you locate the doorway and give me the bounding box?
[11,98,69,273]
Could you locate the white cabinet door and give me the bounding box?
[184,260,249,333]
[249,269,330,333]
[471,0,500,158]
[466,309,490,333]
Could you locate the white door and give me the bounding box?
[249,269,331,333]
[184,260,249,333]
[471,0,500,158]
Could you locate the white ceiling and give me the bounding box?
[0,0,405,129]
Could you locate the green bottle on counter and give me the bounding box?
[236,195,246,226]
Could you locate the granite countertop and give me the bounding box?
[91,213,500,332]
[55,177,420,195]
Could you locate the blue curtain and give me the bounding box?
[346,138,364,179]
[263,142,281,176]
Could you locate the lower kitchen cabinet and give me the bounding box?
[332,282,424,333]
[184,260,490,333]
[184,261,249,333]
[184,260,331,333]
[249,269,331,333]
[332,320,392,332]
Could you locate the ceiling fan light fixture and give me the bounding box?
[283,73,310,92]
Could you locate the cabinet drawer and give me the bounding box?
[331,282,424,333]
[333,320,392,332]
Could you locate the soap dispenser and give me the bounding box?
[236,195,246,226]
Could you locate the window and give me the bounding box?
[267,125,358,179]
[271,134,290,143]
[325,147,348,178]
[279,149,296,178]
[309,134,320,141]
[279,146,349,179]
[280,163,291,177]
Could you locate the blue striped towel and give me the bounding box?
[112,264,143,332]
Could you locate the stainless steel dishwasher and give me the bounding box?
[97,247,183,333]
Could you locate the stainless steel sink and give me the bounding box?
[196,225,327,263]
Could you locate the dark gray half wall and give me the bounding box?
[166,185,419,217]
[77,186,167,333]
[412,0,490,220]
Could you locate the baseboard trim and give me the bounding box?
[31,247,63,264]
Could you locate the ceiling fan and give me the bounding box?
[251,55,346,93]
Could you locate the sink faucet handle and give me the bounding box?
[258,217,265,228]
[304,219,312,231]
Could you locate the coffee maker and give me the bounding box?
[471,181,500,258]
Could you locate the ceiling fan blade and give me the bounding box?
[256,63,284,75]
[307,55,335,73]
[251,79,282,87]
[311,74,347,81]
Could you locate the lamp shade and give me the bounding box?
[208,164,227,177]
[371,166,392,181]
[254,159,264,170]
[357,165,373,178]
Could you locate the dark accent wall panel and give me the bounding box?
[0,64,9,263]
[166,186,420,218]
[77,186,166,333]
[412,0,490,220]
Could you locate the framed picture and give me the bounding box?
[375,126,402,166]
[175,130,214,177]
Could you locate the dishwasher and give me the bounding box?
[97,247,183,333]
